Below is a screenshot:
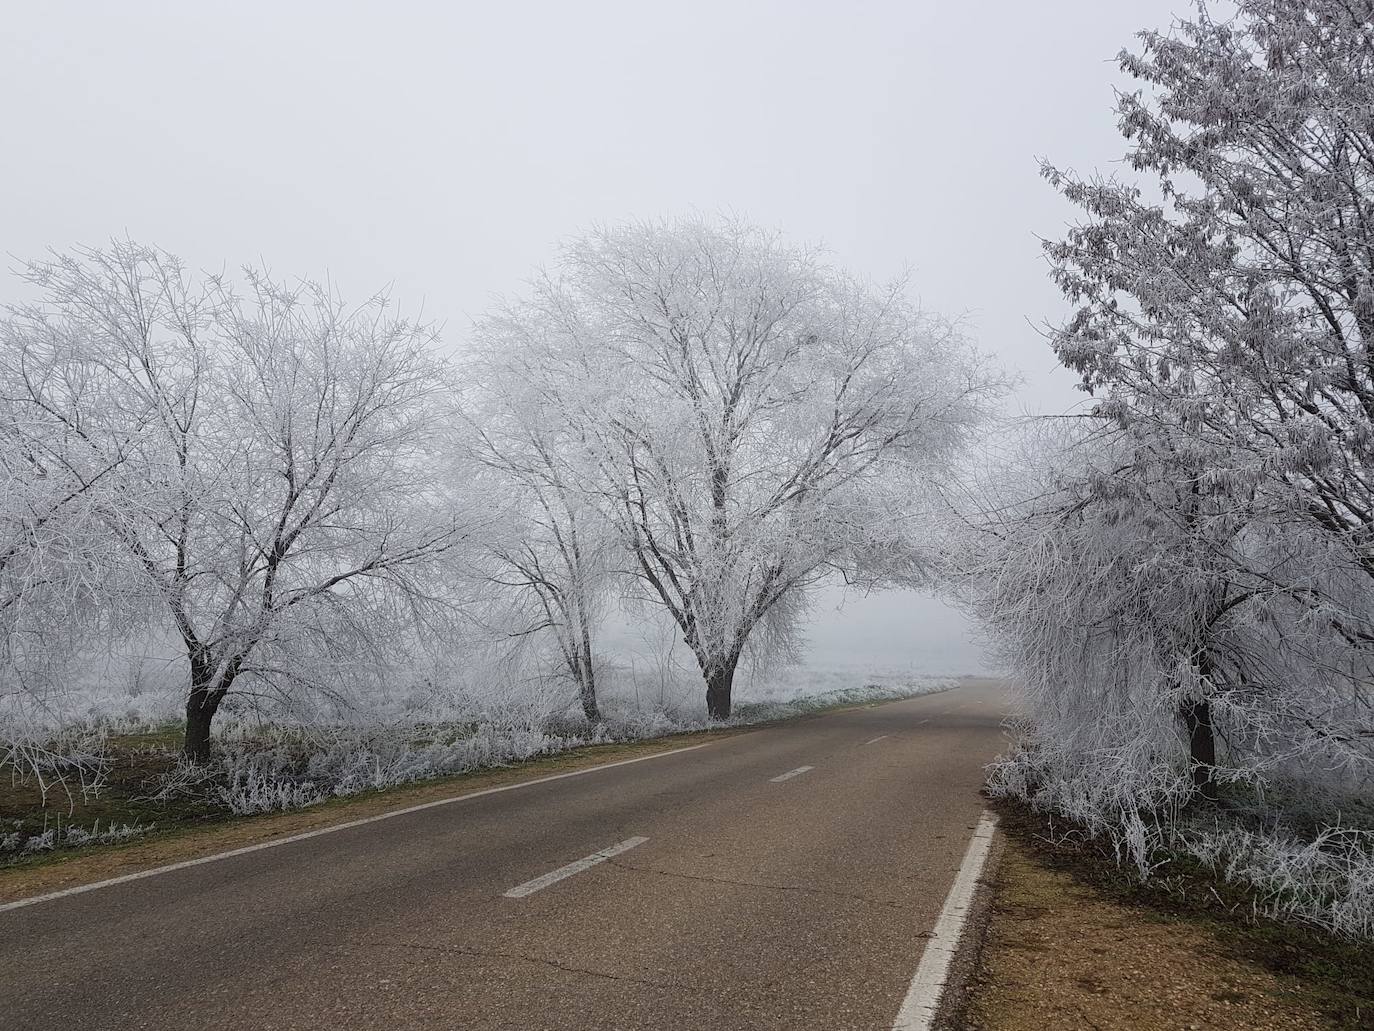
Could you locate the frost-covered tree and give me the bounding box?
[0,243,464,759]
[0,404,119,664]
[1037,0,1374,797]
[949,0,1374,933]
[952,423,1246,806]
[951,418,1374,867]
[479,218,997,718]
[457,353,614,722]
[1046,0,1374,622]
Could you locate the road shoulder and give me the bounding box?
[957,802,1374,1031]
[927,819,1005,1030]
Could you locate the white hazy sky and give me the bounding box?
[1,0,1185,676]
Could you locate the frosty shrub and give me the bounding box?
[1186,823,1374,939]
[1,818,154,857]
[153,676,953,818]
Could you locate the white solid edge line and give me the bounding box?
[0,742,715,915]
[892,811,998,1031]
[503,836,648,899]
[768,765,814,783]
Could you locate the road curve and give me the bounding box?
[2,678,1008,1030]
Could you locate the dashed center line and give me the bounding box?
[503,837,648,899]
[863,735,889,745]
[769,765,814,783]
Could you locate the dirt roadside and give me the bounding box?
[954,804,1374,1031]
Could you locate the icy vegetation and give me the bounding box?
[198,673,951,818]
[0,215,983,855]
[0,654,951,854]
[951,0,1374,939]
[2,819,153,856]
[7,0,1372,953]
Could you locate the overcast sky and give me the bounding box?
[1,0,1186,676]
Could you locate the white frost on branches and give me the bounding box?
[0,242,467,760]
[471,217,998,718]
[952,0,1374,937]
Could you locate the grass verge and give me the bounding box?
[0,681,953,903]
[0,728,742,905]
[959,800,1374,1030]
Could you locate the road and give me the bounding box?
[2,679,1007,1031]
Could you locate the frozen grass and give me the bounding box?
[180,673,955,817]
[988,740,1374,940]
[0,664,955,854]
[1,816,155,857]
[1184,822,1374,939]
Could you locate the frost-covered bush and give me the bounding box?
[0,819,155,856]
[962,422,1374,934]
[149,674,952,818]
[1185,823,1374,940]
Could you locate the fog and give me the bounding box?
[0,0,1185,675]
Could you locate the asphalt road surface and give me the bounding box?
[2,679,1008,1030]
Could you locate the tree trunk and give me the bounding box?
[183,682,224,762]
[1180,697,1219,803]
[578,617,601,723]
[182,651,238,762]
[706,660,737,721]
[579,661,601,723]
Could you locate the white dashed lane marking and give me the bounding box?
[503,837,649,899]
[0,743,710,915]
[769,765,814,783]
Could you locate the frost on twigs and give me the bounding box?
[465,216,1000,720]
[0,241,470,763]
[957,0,1374,939]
